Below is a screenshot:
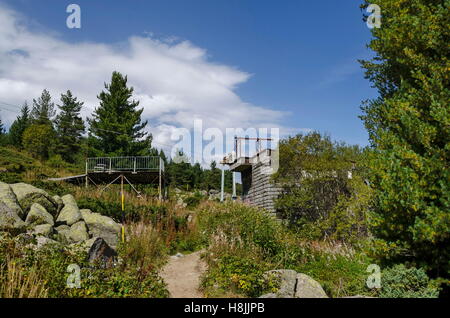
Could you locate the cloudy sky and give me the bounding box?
[0,0,377,162]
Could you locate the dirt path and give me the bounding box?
[160,250,207,298]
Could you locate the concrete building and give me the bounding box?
[223,148,281,214]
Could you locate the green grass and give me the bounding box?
[196,201,375,298]
[0,146,79,184]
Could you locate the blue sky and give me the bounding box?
[0,0,377,150]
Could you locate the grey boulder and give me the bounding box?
[25,203,54,226]
[56,194,82,226]
[0,201,26,232]
[263,269,298,298]
[32,223,54,237]
[68,220,89,243]
[69,236,100,253]
[260,270,328,298]
[10,183,58,216]
[52,195,64,214]
[54,224,71,243]
[87,237,117,268]
[80,209,121,248]
[34,236,60,250]
[0,182,25,219]
[295,273,328,298]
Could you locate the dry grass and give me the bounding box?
[0,259,48,298]
[309,240,356,259]
[71,186,174,210]
[120,220,169,274]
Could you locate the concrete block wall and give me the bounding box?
[241,160,281,214]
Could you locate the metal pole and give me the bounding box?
[232,171,236,199]
[121,174,125,243]
[85,160,88,188]
[158,157,162,201]
[220,166,225,202]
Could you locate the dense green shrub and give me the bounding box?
[377,264,439,298]
[198,202,283,257]
[184,191,206,209]
[273,133,370,242]
[71,266,168,298]
[22,124,55,160]
[202,250,277,298]
[47,154,68,169]
[292,248,373,298]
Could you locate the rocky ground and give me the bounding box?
[0,182,121,256]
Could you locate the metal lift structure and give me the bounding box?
[84,156,165,200]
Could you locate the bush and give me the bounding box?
[198,202,283,257]
[377,264,439,298]
[30,180,74,196]
[71,266,168,298]
[22,124,55,160]
[47,154,67,169]
[273,133,370,243]
[291,245,373,298]
[184,191,205,209]
[201,242,278,298]
[203,254,276,298]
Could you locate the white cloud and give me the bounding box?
[0,4,292,162]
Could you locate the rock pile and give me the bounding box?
[0,182,121,252]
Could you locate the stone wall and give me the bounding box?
[241,160,281,215]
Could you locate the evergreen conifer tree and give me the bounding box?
[9,102,31,148]
[54,90,85,162]
[31,89,55,126]
[360,0,449,276]
[88,71,151,156]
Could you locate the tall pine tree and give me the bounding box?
[360,0,449,278]
[31,89,55,125]
[9,101,31,148]
[54,90,85,163]
[0,114,4,134]
[88,72,151,156]
[0,113,5,146]
[205,161,221,190]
